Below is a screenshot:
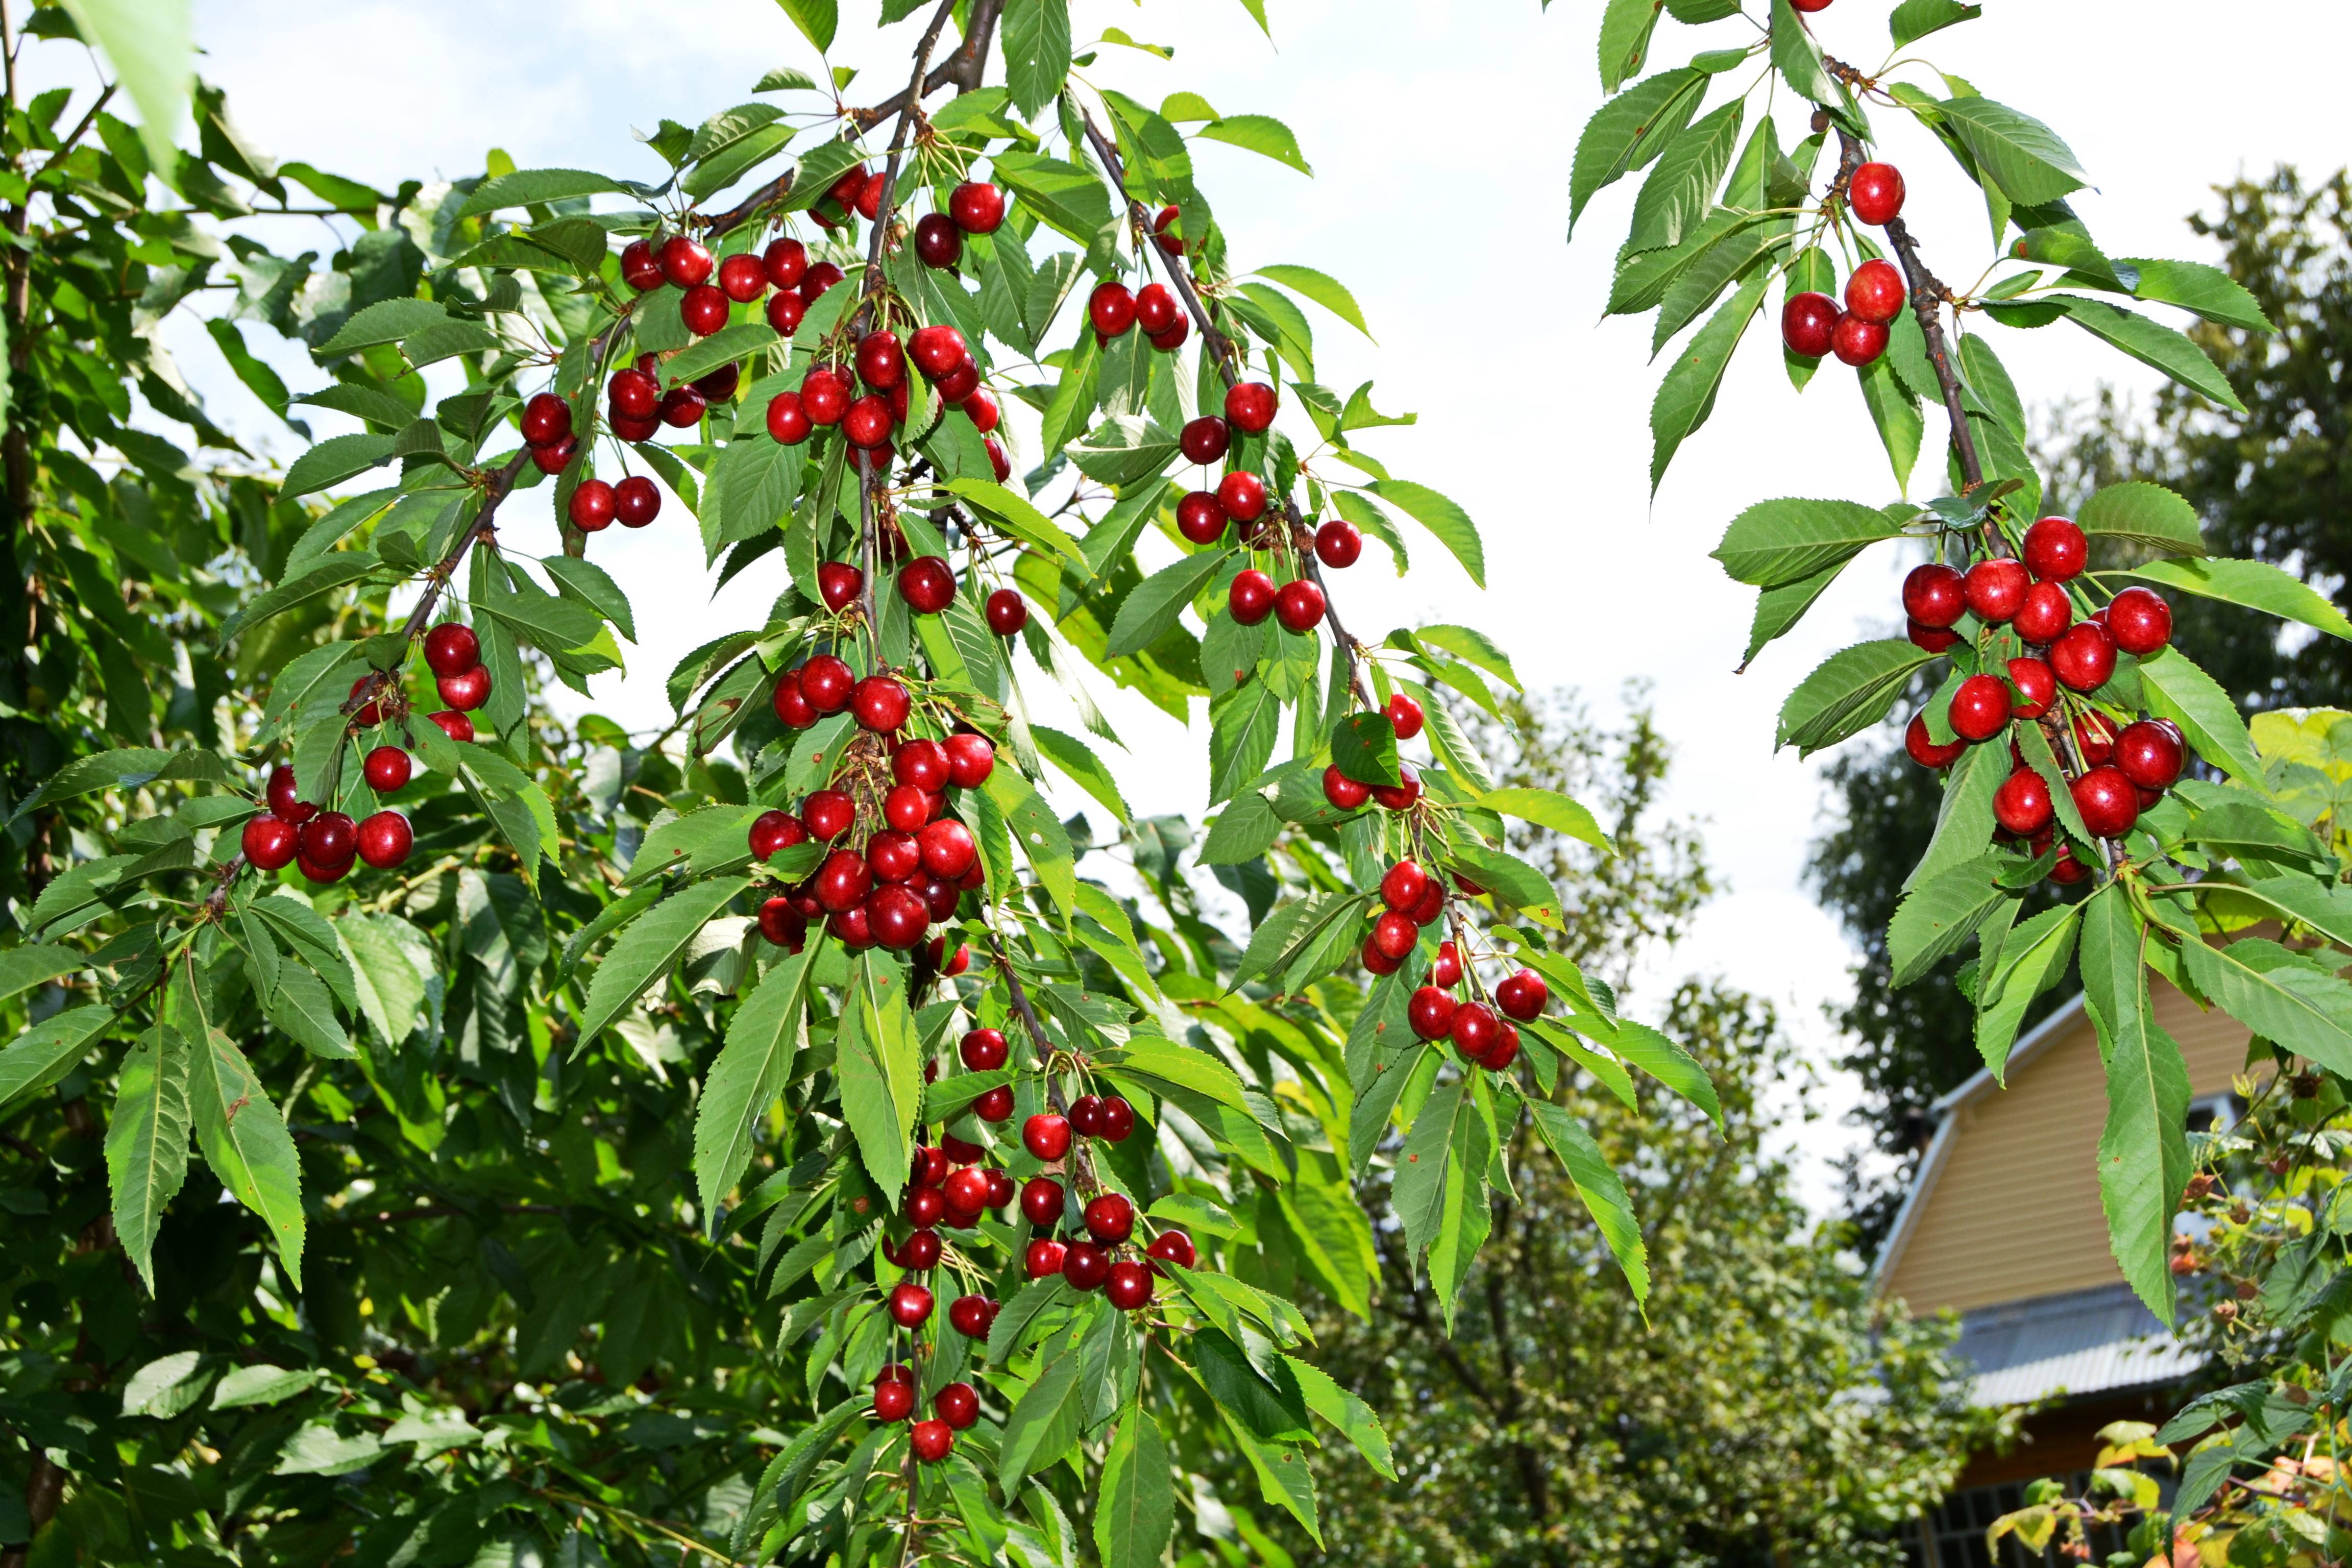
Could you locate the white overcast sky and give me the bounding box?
[86,0,2349,1204]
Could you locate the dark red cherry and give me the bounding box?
[1993,768,2053,836]
[658,235,714,288]
[1830,313,1888,366]
[1849,161,1905,226]
[1177,490,1227,545]
[1180,416,1230,466]
[1902,564,1966,629]
[949,181,1006,234]
[2014,580,2074,646]
[615,476,660,527]
[914,213,963,268]
[2050,622,2117,691]
[353,808,409,867]
[620,239,664,291]
[1844,258,1905,325]
[241,814,298,870]
[2023,517,2088,582]
[2072,766,2141,839]
[1088,282,1136,337]
[1965,557,2029,623]
[424,622,479,678]
[763,237,807,290]
[1904,711,1966,769]
[986,590,1028,636]
[2115,719,2185,791]
[680,284,729,337]
[2008,656,2057,720]
[1780,291,1838,358]
[2108,586,2172,656]
[1224,381,1277,434]
[1948,674,2012,742]
[1315,520,1362,568]
[1273,580,1325,634]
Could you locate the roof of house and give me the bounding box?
[1953,1282,2206,1407]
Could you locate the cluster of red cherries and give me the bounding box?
[762,318,1009,487]
[1319,692,1429,814]
[1899,515,2184,880]
[1360,858,1553,1071]
[239,623,497,882]
[1780,161,1909,369]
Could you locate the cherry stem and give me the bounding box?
[1072,101,1377,713]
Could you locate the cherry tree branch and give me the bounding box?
[1072,103,1378,713]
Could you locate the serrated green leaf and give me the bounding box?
[575,878,748,1049]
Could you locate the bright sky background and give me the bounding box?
[70,0,2346,1207]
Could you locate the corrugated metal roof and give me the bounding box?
[1954,1282,2205,1408]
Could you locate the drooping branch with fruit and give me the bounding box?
[1572,0,2352,1322]
[3,4,1716,1562]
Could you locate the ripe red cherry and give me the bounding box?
[762,236,807,289]
[1176,490,1227,545]
[1225,381,1277,434]
[856,331,905,390]
[934,1382,979,1431]
[424,622,479,678]
[1993,768,2053,836]
[815,849,873,913]
[1430,940,1463,989]
[801,368,850,425]
[437,666,492,712]
[1148,318,1189,353]
[959,1027,1008,1073]
[1849,162,1905,226]
[530,434,578,475]
[680,283,729,337]
[766,291,806,335]
[887,739,945,793]
[1229,569,1276,626]
[1069,1094,1105,1137]
[1496,968,1547,1021]
[1949,674,2012,742]
[904,1190,945,1233]
[1484,1023,1522,1072]
[1361,935,1402,975]
[1370,909,1418,961]
[1905,621,1957,654]
[2116,720,2186,790]
[1902,564,1966,629]
[986,589,1028,636]
[620,239,664,291]
[659,235,714,287]
[1315,519,1362,568]
[521,391,572,447]
[880,786,928,836]
[1025,1238,1067,1279]
[2007,656,2057,720]
[1274,580,1325,634]
[1062,1241,1111,1291]
[919,820,976,880]
[971,1084,1010,1120]
[868,828,924,883]
[1830,313,1888,366]
[1084,1192,1134,1244]
[1151,204,1184,254]
[908,325,965,379]
[2072,766,2141,838]
[950,180,1006,233]
[945,733,995,788]
[898,556,955,615]
[363,745,411,793]
[803,790,854,840]
[1371,763,1422,813]
[817,562,863,615]
[2074,712,2119,767]
[910,1419,952,1463]
[985,437,1010,482]
[657,387,706,428]
[610,410,659,443]
[1904,712,1966,770]
[568,478,616,532]
[911,1144,950,1189]
[1450,1002,1499,1064]
[1408,985,1458,1041]
[301,811,357,868]
[426,710,473,743]
[800,261,844,301]
[946,1292,993,1339]
[798,659,853,720]
[614,476,660,528]
[1180,416,1230,466]
[353,808,404,870]
[1020,1175,1064,1227]
[2108,586,2172,656]
[2014,580,2074,646]
[914,212,962,268]
[844,396,892,448]
[1380,860,1430,913]
[608,368,658,420]
[1145,1230,1196,1272]
[1216,469,1268,523]
[2024,516,2088,581]
[766,391,812,445]
[293,850,349,885]
[1964,557,2029,623]
[716,252,766,303]
[757,897,806,951]
[241,814,298,870]
[1097,1096,1134,1141]
[1134,282,1178,335]
[1384,694,1426,741]
[1316,766,1370,813]
[852,676,911,732]
[961,388,1001,433]
[1845,258,1906,325]
[1105,1261,1154,1311]
[2050,622,2117,691]
[1023,1113,1072,1161]
[1089,282,1136,337]
[1780,291,1838,358]
[873,1377,915,1423]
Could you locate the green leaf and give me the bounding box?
[0,1006,112,1116]
[1597,0,1663,93]
[1768,0,1838,103]
[1934,96,2089,206]
[210,1364,321,1410]
[1330,709,1400,787]
[1196,114,1311,176]
[2078,481,2206,556]
[776,0,837,54]
[106,1025,190,1291]
[315,298,449,355]
[1712,497,1908,587]
[1364,480,1483,587]
[1480,787,1615,854]
[1857,356,1924,492]
[694,945,816,1216]
[188,1027,304,1289]
[1254,264,1372,339]
[214,552,381,647]
[1414,624,1518,690]
[993,150,1113,249]
[946,477,1088,566]
[1526,1100,1649,1301]
[662,322,782,389]
[1107,549,1228,656]
[2116,258,2274,333]
[2054,296,2245,413]
[1650,271,1766,492]
[683,121,794,201]
[2078,887,2188,1327]
[0,943,82,1001]
[265,966,352,1060]
[2137,646,2267,787]
[280,433,397,498]
[541,554,637,641]
[1569,68,1705,234]
[1974,902,2079,1079]
[2181,936,2352,1080]
[999,1344,1083,1483]
[575,878,749,1049]
[1003,0,1073,118]
[61,0,191,174]
[1286,1355,1396,1479]
[1775,638,1938,756]
[2121,556,2352,642]
[1890,0,1979,46]
[986,1276,1071,1363]
[1094,1406,1176,1568]
[1034,724,1133,824]
[1627,99,1742,255]
[2224,876,2352,949]
[836,959,923,1197]
[626,803,767,887]
[457,167,632,216]
[1392,1080,1466,1261]
[1888,852,2006,987]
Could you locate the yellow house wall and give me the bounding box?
[1879,983,2258,1317]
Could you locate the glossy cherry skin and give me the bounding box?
[1097,1096,1134,1141]
[2008,656,2057,720]
[1025,1237,1068,1279]
[800,368,849,426]
[817,562,863,615]
[2012,580,2073,647]
[1216,469,1268,523]
[1180,416,1230,466]
[1780,291,1838,358]
[2072,766,2141,838]
[609,411,659,442]
[761,236,807,290]
[438,666,492,712]
[946,733,995,788]
[904,1189,946,1235]
[757,896,806,951]
[1225,381,1277,433]
[1949,674,2013,742]
[765,290,807,335]
[241,814,298,870]
[2074,712,2120,767]
[1105,1260,1154,1311]
[1901,564,1966,629]
[1149,318,1189,353]
[530,434,578,475]
[1145,1230,1196,1272]
[935,1382,979,1431]
[1089,282,1136,337]
[1371,763,1422,813]
[680,283,729,337]
[521,391,572,447]
[656,388,705,429]
[1849,161,1905,226]
[1133,282,1179,336]
[1084,1192,1135,1244]
[852,676,911,732]
[919,819,976,879]
[950,181,1006,233]
[1830,313,1888,366]
[1993,768,2054,836]
[914,212,962,268]
[1408,984,1458,1041]
[1023,1113,1072,1161]
[868,827,923,883]
[2116,719,2186,790]
[614,476,660,528]
[898,556,955,615]
[1844,258,1906,325]
[1275,579,1325,634]
[2108,586,2172,656]
[886,1228,941,1270]
[1176,491,1227,545]
[1431,940,1463,988]
[986,589,1028,636]
[1496,968,1548,1021]
[856,330,905,391]
[568,479,616,532]
[843,395,892,448]
[1360,935,1402,975]
[765,390,813,446]
[363,745,411,793]
[932,355,981,405]
[1062,1241,1111,1292]
[944,1291,993,1339]
[2024,516,2088,581]
[424,622,480,677]
[608,368,659,421]
[1322,765,1371,811]
[1370,909,1418,961]
[426,710,474,743]
[298,811,356,868]
[909,1419,954,1464]
[1068,1094,1104,1138]
[714,251,765,303]
[1151,204,1184,254]
[620,239,664,291]
[873,1378,916,1423]
[1020,1174,1064,1227]
[2050,622,2117,691]
[1965,557,2029,623]
[1450,1002,1500,1064]
[814,849,873,914]
[1229,569,1277,626]
[1408,878,1446,927]
[803,790,854,841]
[1314,519,1362,568]
[800,261,845,301]
[962,388,1001,433]
[1899,712,1962,771]
[659,235,714,288]
[1380,860,1430,913]
[985,435,1011,482]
